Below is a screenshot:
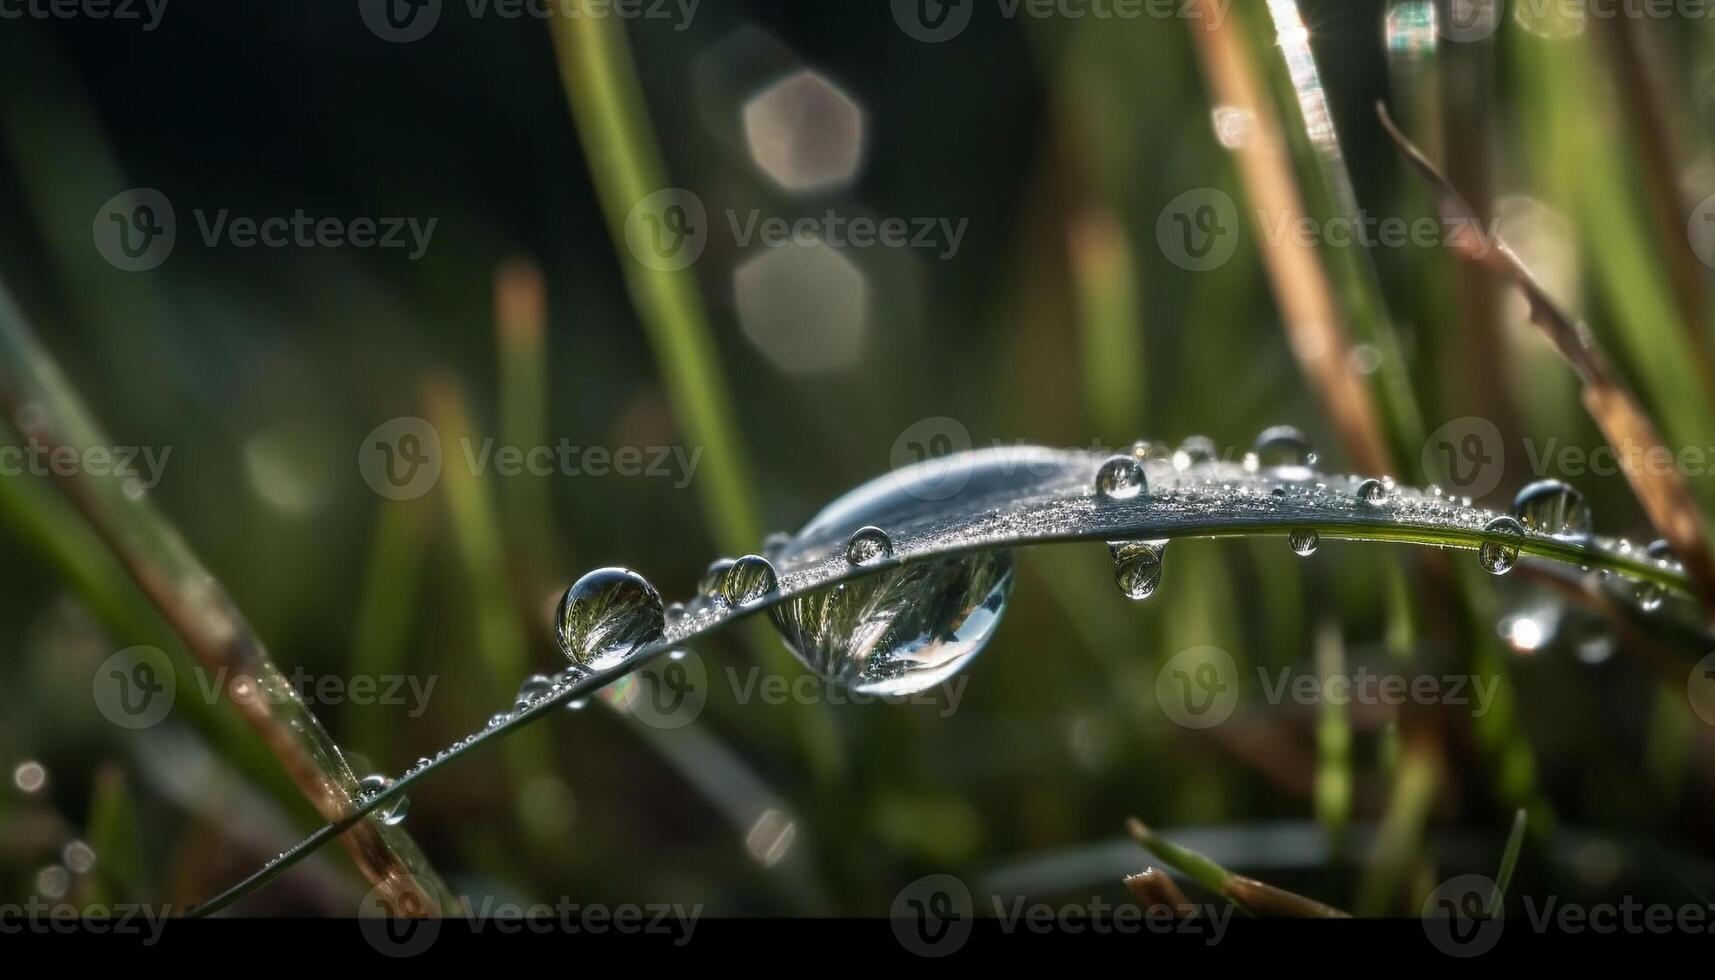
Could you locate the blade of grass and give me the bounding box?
[189,452,1695,913]
[549,6,841,781]
[1380,103,1715,618]
[1126,816,1349,916]
[0,279,447,914]
[1355,739,1436,914]
[345,498,430,757]
[1314,621,1352,847]
[1487,807,1527,916]
[1069,208,1146,447]
[1185,0,1394,476]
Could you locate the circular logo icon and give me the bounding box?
[358,875,443,956]
[1688,652,1715,727]
[890,0,972,43]
[93,646,176,730]
[1421,874,1502,958]
[626,649,708,730]
[1156,188,1240,272]
[1421,416,1505,500]
[1689,194,1715,270]
[1155,645,1238,729]
[889,416,975,502]
[93,188,175,272]
[359,417,442,500]
[1436,0,1502,43]
[890,873,972,957]
[359,0,442,43]
[624,188,708,272]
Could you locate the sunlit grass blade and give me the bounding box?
[1356,740,1436,914]
[1126,817,1348,916]
[1069,209,1145,446]
[0,278,447,914]
[1487,807,1527,916]
[1380,103,1715,618]
[1313,622,1351,847]
[189,449,1694,913]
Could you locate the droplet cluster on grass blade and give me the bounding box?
[200,435,1698,916]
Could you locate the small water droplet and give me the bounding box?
[1512,480,1591,538]
[700,557,735,604]
[1096,455,1147,500]
[1252,425,1316,474]
[845,525,894,565]
[1480,516,1525,575]
[556,567,665,670]
[357,773,410,826]
[665,601,686,625]
[1288,529,1319,556]
[1109,539,1167,600]
[1638,583,1664,612]
[719,554,778,605]
[761,531,792,559]
[1356,478,1391,506]
[515,673,553,709]
[1646,538,1676,563]
[1173,435,1218,470]
[567,698,589,711]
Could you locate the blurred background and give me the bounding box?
[2,0,1715,920]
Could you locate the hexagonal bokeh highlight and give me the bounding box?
[743,70,865,193]
[733,241,868,372]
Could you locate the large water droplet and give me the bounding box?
[699,558,735,603]
[766,447,1070,696]
[556,567,665,670]
[719,554,778,605]
[1288,528,1319,556]
[357,773,410,827]
[845,525,894,565]
[1095,454,1147,500]
[1480,516,1525,575]
[1512,480,1591,538]
[1109,539,1167,600]
[1356,478,1391,506]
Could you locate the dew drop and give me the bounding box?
[719,554,778,605]
[761,531,792,560]
[1512,480,1591,538]
[1095,454,1147,501]
[1638,583,1664,612]
[1173,435,1218,470]
[665,601,686,625]
[357,773,410,827]
[699,557,735,605]
[1480,516,1525,575]
[1109,539,1167,600]
[845,525,894,565]
[555,567,665,670]
[1646,539,1676,563]
[1252,425,1316,475]
[1356,478,1391,506]
[1288,528,1319,556]
[768,448,1053,696]
[515,673,554,709]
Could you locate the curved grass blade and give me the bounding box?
[190,449,1694,915]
